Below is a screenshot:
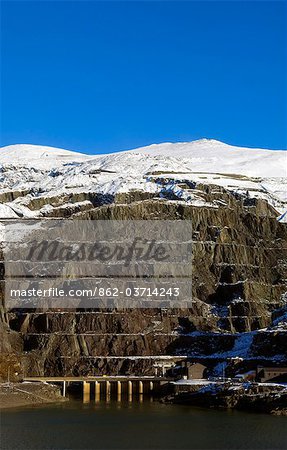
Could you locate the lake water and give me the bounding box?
[1,399,286,450]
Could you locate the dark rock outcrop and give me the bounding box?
[0,184,286,378]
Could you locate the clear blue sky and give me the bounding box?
[1,1,286,154]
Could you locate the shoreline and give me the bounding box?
[1,380,286,415]
[162,380,287,415]
[0,382,68,410]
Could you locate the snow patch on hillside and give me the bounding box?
[0,144,90,166]
[128,139,286,178]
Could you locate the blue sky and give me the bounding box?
[1,1,286,154]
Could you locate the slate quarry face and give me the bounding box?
[1,181,286,378]
[0,141,286,378]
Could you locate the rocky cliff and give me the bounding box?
[0,141,286,379]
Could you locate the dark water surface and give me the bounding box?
[1,399,286,450]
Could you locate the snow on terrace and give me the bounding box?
[148,172,287,217]
[0,140,286,218]
[172,379,214,385]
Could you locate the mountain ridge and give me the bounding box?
[1,139,286,177]
[0,139,286,220]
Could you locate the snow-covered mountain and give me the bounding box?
[0,139,286,220]
[0,144,89,167]
[1,139,285,176]
[127,139,286,178]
